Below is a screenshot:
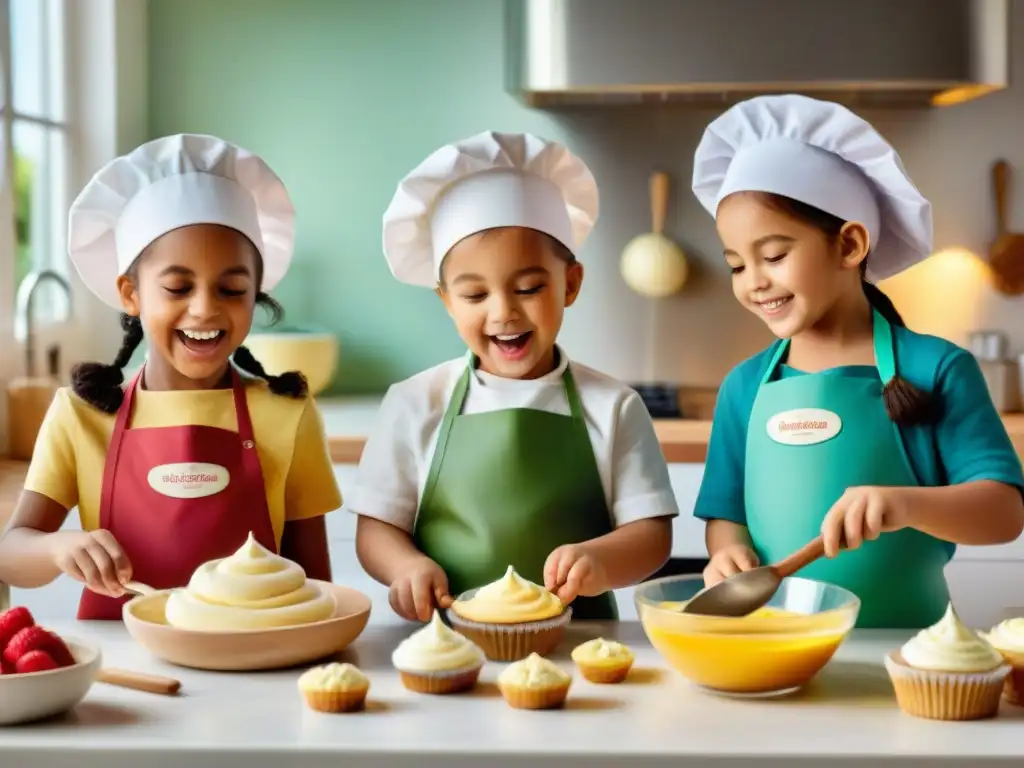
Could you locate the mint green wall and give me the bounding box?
[148,0,570,393]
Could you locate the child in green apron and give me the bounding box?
[346,131,679,622]
[690,95,1024,628]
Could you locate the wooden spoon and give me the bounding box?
[98,668,181,696]
[681,536,830,618]
[989,159,1024,295]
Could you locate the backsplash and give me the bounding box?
[148,0,1024,394]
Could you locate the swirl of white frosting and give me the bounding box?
[984,618,1024,654]
[451,565,564,624]
[164,532,335,630]
[900,603,1004,672]
[391,611,485,673]
[498,653,571,687]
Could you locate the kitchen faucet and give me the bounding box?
[14,269,72,378]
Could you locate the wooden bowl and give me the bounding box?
[123,580,371,671]
[0,639,102,725]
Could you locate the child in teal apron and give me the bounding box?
[690,95,1024,629]
[345,131,678,623]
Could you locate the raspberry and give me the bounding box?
[15,650,57,674]
[43,631,75,667]
[0,606,34,656]
[0,657,13,674]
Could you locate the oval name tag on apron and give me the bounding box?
[766,408,842,446]
[147,463,230,499]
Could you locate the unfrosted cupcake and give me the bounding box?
[447,565,570,661]
[392,610,486,694]
[884,603,1009,721]
[571,638,634,683]
[983,617,1024,706]
[497,652,572,710]
[297,662,369,713]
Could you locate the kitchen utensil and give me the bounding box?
[635,575,859,696]
[0,638,102,725]
[123,580,371,671]
[681,536,830,617]
[969,330,1009,361]
[123,580,156,596]
[988,160,1024,295]
[98,667,181,696]
[620,172,689,298]
[241,331,339,395]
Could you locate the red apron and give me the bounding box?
[78,367,277,620]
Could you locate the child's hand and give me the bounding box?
[821,486,908,557]
[48,529,132,597]
[544,544,608,605]
[388,558,452,622]
[703,545,759,587]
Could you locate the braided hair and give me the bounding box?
[71,290,308,414]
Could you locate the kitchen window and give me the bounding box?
[1,0,70,333]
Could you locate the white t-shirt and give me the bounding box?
[344,349,679,533]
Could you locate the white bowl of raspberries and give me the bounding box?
[0,606,102,725]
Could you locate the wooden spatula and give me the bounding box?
[989,160,1024,295]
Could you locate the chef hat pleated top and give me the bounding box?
[68,133,296,309]
[691,94,932,283]
[381,130,600,288]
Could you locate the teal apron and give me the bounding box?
[413,356,619,620]
[745,310,949,629]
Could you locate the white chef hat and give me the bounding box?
[381,130,599,287]
[692,94,932,282]
[68,133,295,309]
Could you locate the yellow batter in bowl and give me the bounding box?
[636,577,859,695]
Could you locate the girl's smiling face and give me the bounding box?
[116,224,259,389]
[438,227,583,379]
[715,191,869,340]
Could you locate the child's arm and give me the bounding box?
[545,392,678,602]
[0,391,131,595]
[822,349,1024,555]
[282,401,342,581]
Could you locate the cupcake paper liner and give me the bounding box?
[991,647,1024,706]
[575,659,633,684]
[498,679,572,710]
[396,664,483,695]
[446,602,572,662]
[301,685,369,713]
[884,651,1009,721]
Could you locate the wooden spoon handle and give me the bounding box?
[772,536,827,579]
[98,667,181,695]
[650,172,670,234]
[993,160,1009,236]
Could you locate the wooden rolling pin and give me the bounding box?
[98,667,181,695]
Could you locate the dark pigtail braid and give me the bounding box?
[232,292,308,398]
[70,314,145,414]
[861,281,938,427]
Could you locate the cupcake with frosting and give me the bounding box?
[884,603,1009,720]
[392,610,486,694]
[297,662,369,713]
[571,638,634,683]
[497,652,573,710]
[983,617,1024,705]
[447,565,570,661]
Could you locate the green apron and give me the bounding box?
[745,310,949,629]
[413,356,619,620]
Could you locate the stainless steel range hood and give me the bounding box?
[506,0,1009,109]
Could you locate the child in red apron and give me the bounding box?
[0,134,341,620]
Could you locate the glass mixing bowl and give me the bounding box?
[635,574,860,696]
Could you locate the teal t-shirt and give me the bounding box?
[694,324,1024,560]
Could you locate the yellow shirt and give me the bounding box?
[24,378,342,549]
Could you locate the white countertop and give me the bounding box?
[2,618,1024,767]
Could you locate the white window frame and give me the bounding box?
[0,0,148,455]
